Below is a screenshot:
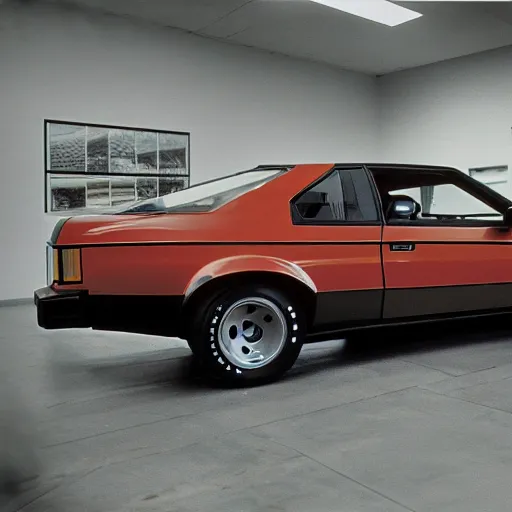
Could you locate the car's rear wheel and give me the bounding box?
[189,286,305,386]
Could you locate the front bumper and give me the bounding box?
[34,286,89,330]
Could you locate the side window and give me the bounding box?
[389,184,502,220]
[369,165,506,225]
[292,168,379,224]
[428,184,501,219]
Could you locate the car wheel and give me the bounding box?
[191,286,305,386]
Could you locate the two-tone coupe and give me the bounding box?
[35,163,512,384]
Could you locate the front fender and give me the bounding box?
[183,255,317,301]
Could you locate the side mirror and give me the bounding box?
[503,206,512,227]
[391,199,416,220]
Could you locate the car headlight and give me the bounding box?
[47,246,82,285]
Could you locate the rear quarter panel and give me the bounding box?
[74,230,383,297]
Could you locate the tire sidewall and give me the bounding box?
[198,286,305,384]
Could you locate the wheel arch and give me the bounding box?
[182,257,318,336]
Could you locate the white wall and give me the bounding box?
[378,45,512,200]
[379,46,512,216]
[0,1,379,301]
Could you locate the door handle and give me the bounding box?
[389,243,415,252]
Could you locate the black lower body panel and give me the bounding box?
[313,289,383,329]
[383,282,512,318]
[309,289,383,342]
[307,283,512,342]
[34,287,185,337]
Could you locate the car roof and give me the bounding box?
[358,163,459,172]
[256,163,459,172]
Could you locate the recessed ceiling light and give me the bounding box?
[309,0,423,27]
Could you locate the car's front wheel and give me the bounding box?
[190,286,305,386]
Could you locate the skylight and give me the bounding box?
[309,0,423,27]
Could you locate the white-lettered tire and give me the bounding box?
[190,286,306,386]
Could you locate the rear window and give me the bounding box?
[122,168,285,214]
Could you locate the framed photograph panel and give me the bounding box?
[45,120,190,214]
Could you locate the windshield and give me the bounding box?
[121,168,285,214]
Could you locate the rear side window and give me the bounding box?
[292,168,379,224]
[121,169,285,214]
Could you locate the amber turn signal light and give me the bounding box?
[52,248,60,283]
[61,248,82,283]
[49,247,82,284]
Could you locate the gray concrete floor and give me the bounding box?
[3,305,512,511]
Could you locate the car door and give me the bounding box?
[369,165,512,319]
[290,166,384,330]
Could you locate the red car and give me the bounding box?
[35,163,512,385]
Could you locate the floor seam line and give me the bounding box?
[41,411,198,448]
[195,0,256,32]
[417,368,512,394]
[15,464,108,511]
[421,387,512,416]
[399,358,458,377]
[228,386,418,434]
[266,438,417,512]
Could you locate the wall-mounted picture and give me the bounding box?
[45,120,190,214]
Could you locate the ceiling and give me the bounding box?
[51,0,512,74]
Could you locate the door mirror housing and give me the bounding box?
[390,199,417,220]
[503,206,512,227]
